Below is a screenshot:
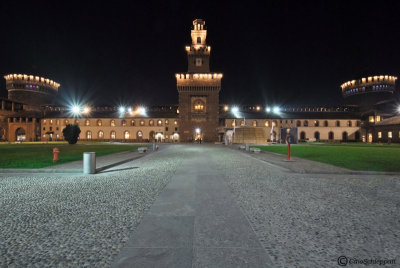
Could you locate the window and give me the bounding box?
[378,132,382,139]
[75,120,79,125]
[388,131,392,139]
[296,120,301,127]
[195,58,202,66]
[165,120,169,125]
[347,120,352,127]
[131,120,135,126]
[85,120,90,126]
[110,131,116,139]
[157,120,162,126]
[174,120,178,125]
[111,120,115,127]
[149,120,154,126]
[314,131,320,140]
[324,120,328,127]
[265,121,269,127]
[86,131,92,139]
[329,131,334,140]
[43,127,46,131]
[336,121,340,127]
[232,120,236,127]
[304,120,308,127]
[121,120,127,126]
[50,119,53,125]
[369,116,374,123]
[43,119,47,124]
[166,127,169,131]
[124,131,130,139]
[140,120,145,126]
[272,121,277,127]
[98,131,104,139]
[240,120,245,126]
[197,37,201,44]
[314,120,319,127]
[300,131,306,140]
[137,131,143,139]
[376,116,381,122]
[253,120,257,127]
[97,119,102,126]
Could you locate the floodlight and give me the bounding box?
[138,107,146,115]
[119,106,126,113]
[273,106,280,113]
[231,106,239,113]
[195,128,201,134]
[266,107,271,113]
[128,107,132,113]
[82,106,90,114]
[71,105,81,114]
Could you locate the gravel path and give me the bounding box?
[0,146,181,267]
[214,148,400,267]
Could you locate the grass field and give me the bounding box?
[253,143,400,172]
[0,143,144,168]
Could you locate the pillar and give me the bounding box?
[1,100,4,110]
[11,102,15,112]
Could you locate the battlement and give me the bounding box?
[175,73,223,80]
[4,74,60,90]
[341,75,397,91]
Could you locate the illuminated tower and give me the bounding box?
[4,74,60,106]
[176,19,223,142]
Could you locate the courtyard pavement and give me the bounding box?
[1,144,399,267]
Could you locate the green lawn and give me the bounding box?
[0,143,144,168]
[253,144,400,172]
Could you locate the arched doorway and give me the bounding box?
[328,131,334,140]
[137,130,143,141]
[0,127,5,141]
[15,128,26,141]
[149,131,155,141]
[355,131,360,141]
[314,131,320,141]
[300,131,306,141]
[342,131,348,142]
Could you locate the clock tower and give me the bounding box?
[176,19,222,142]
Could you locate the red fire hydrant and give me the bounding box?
[53,147,60,162]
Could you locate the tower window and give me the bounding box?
[195,58,202,66]
[197,37,201,44]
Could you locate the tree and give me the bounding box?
[62,124,81,144]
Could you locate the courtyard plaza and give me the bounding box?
[0,144,398,267]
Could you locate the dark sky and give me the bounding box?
[1,1,399,107]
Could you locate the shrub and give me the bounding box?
[62,124,81,144]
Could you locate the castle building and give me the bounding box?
[0,19,398,144]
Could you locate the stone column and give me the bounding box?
[11,102,15,112]
[1,100,4,110]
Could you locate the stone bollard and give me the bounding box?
[83,152,96,174]
[245,144,249,151]
[152,142,156,151]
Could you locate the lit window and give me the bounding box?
[140,120,145,126]
[265,121,269,127]
[124,131,130,139]
[378,132,382,138]
[43,120,47,124]
[194,101,205,111]
[98,131,104,139]
[157,120,162,126]
[240,120,244,126]
[314,120,319,127]
[97,120,102,126]
[232,120,235,127]
[50,120,53,125]
[131,120,135,126]
[65,120,69,125]
[149,120,154,126]
[272,121,277,127]
[86,131,92,139]
[111,120,115,127]
[111,131,116,139]
[253,120,257,127]
[388,131,392,139]
[165,120,169,125]
[369,116,374,123]
[75,120,79,125]
[121,120,127,126]
[137,131,143,138]
[376,116,381,122]
[85,120,90,126]
[174,120,178,125]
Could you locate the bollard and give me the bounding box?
[152,142,156,151]
[245,144,249,151]
[287,143,291,161]
[83,152,96,174]
[53,147,60,162]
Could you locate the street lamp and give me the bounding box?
[71,105,81,115]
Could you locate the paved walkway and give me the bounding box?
[112,145,272,267]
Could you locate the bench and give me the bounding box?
[239,145,246,150]
[250,148,261,153]
[138,147,148,153]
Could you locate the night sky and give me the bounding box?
[1,1,399,107]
